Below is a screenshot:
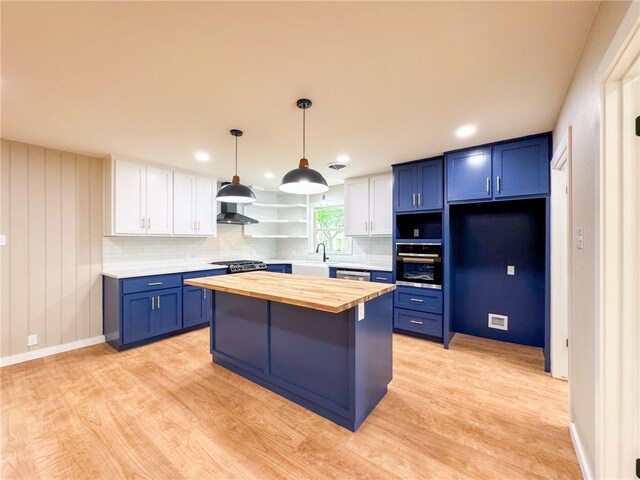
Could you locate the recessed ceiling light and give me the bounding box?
[336,155,350,163]
[195,151,210,162]
[455,125,476,138]
[264,172,274,179]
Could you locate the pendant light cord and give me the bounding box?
[235,135,238,176]
[302,106,306,159]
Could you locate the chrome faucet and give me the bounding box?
[315,243,329,262]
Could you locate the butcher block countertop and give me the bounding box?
[184,271,395,313]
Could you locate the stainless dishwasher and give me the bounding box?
[336,270,371,282]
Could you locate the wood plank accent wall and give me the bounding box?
[0,139,103,358]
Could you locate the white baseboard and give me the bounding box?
[569,421,593,480]
[0,335,105,368]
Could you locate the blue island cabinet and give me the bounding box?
[209,290,393,431]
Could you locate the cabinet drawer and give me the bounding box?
[122,274,182,294]
[182,269,227,280]
[394,287,442,314]
[394,309,443,337]
[371,271,393,283]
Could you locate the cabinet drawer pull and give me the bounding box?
[148,282,163,286]
[151,296,155,310]
[410,298,424,303]
[157,296,160,308]
[375,277,388,281]
[410,320,424,325]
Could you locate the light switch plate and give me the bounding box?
[507,265,515,275]
[576,228,584,250]
[0,235,6,246]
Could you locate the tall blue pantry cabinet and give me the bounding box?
[393,133,552,371]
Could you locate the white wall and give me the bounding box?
[551,1,632,475]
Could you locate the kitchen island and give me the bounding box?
[184,271,395,431]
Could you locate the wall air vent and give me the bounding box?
[488,313,508,331]
[326,162,348,171]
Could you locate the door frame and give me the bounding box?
[550,127,572,383]
[595,3,639,478]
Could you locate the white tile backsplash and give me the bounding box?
[103,228,392,270]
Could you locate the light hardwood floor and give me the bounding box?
[1,330,580,479]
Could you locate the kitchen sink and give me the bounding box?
[291,261,330,277]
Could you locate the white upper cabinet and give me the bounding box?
[369,174,393,235]
[344,173,392,237]
[344,178,370,236]
[105,155,216,237]
[145,166,173,235]
[173,172,197,235]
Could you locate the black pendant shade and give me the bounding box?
[279,99,329,195]
[216,129,256,204]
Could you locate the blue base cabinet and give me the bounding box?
[266,263,292,274]
[103,268,226,351]
[393,285,443,338]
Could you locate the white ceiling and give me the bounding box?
[1,1,598,188]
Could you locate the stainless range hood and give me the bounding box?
[217,202,258,225]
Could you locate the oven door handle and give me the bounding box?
[400,258,435,264]
[397,253,439,257]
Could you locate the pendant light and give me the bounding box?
[279,98,329,195]
[216,129,256,204]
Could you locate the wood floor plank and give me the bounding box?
[0,330,580,479]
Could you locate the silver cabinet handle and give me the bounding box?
[193,220,197,232]
[375,277,388,281]
[141,218,145,230]
[417,193,421,206]
[412,193,416,206]
[486,177,491,194]
[146,217,151,230]
[370,220,373,232]
[365,221,368,232]
[151,296,155,310]
[197,220,201,232]
[148,282,163,286]
[410,320,424,325]
[410,298,423,303]
[497,176,501,193]
[204,290,206,300]
[157,296,160,309]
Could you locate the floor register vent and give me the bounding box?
[488,313,509,331]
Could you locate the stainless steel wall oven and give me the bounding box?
[395,242,442,289]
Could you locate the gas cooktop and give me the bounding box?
[212,259,267,273]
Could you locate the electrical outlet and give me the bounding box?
[27,334,37,346]
[507,265,515,275]
[413,229,420,237]
[0,235,6,246]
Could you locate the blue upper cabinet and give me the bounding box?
[446,135,550,203]
[492,137,549,198]
[446,147,492,202]
[394,157,443,212]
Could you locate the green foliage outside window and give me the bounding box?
[313,206,350,254]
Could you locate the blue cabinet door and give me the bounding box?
[266,264,291,274]
[394,165,417,212]
[417,158,443,210]
[122,292,153,344]
[446,147,492,202]
[493,137,549,198]
[154,287,182,335]
[183,286,208,328]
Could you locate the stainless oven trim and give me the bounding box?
[396,281,442,290]
[397,253,439,257]
[396,242,442,246]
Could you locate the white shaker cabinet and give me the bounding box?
[105,156,173,236]
[173,172,217,236]
[344,173,392,236]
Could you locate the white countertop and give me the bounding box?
[102,263,228,279]
[102,259,392,279]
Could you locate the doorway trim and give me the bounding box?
[595,3,639,478]
[550,127,572,383]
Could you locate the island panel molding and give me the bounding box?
[184,271,395,313]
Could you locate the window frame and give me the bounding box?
[307,200,352,255]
